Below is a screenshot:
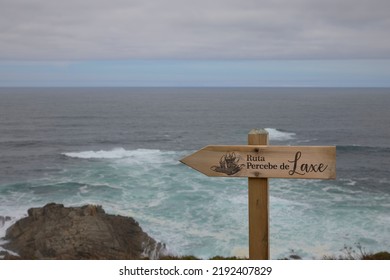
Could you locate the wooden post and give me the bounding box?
[248,129,269,260]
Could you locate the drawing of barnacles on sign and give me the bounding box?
[211,152,245,175]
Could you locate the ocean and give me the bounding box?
[0,87,389,259]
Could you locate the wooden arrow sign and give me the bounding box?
[180,129,337,260]
[180,145,336,179]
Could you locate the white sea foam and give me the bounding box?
[0,218,9,239]
[63,148,179,162]
[0,217,20,259]
[0,245,19,259]
[63,147,139,159]
[265,128,296,141]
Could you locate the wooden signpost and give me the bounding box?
[180,129,336,260]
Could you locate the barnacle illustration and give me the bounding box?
[211,152,245,175]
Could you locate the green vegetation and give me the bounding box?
[158,244,390,260]
[322,244,390,260]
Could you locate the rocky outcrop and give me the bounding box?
[2,203,165,260]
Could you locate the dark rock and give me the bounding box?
[3,203,165,260]
[363,251,390,260]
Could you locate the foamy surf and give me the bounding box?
[63,147,138,159]
[265,128,296,141]
[0,216,20,259]
[62,148,179,160]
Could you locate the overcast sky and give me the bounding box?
[0,0,389,86]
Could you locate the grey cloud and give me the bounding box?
[0,0,389,60]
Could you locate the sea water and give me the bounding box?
[0,87,389,259]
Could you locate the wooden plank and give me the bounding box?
[248,129,269,260]
[180,145,336,179]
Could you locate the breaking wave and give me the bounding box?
[265,128,296,141]
[62,148,177,160]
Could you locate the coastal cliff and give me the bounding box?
[1,203,165,260]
